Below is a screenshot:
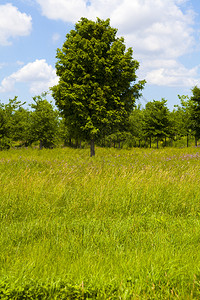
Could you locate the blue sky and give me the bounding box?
[0,0,200,110]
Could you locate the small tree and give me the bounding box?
[57,117,70,146]
[189,86,200,146]
[171,95,193,147]
[30,94,59,149]
[51,17,145,156]
[143,99,170,148]
[0,102,10,150]
[129,104,145,147]
[0,97,26,149]
[11,106,31,146]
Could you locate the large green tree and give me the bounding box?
[51,17,145,156]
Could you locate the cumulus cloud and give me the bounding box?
[143,60,200,87]
[114,0,195,59]
[35,0,194,57]
[0,3,32,46]
[0,59,59,94]
[35,0,199,87]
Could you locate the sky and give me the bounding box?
[0,0,200,110]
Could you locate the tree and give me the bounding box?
[11,106,31,146]
[143,99,170,148]
[171,95,192,147]
[51,17,145,156]
[0,97,26,149]
[0,102,10,150]
[57,117,70,146]
[189,86,200,145]
[129,104,145,147]
[30,94,59,149]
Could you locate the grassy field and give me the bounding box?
[1,146,200,299]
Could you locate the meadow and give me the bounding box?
[1,146,200,299]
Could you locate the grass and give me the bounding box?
[1,146,200,298]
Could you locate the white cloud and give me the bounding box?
[111,0,195,59]
[36,0,122,23]
[35,0,194,57]
[0,59,59,94]
[141,59,200,87]
[35,0,199,87]
[36,0,90,22]
[0,3,32,46]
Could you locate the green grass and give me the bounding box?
[1,146,200,298]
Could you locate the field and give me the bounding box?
[1,146,200,299]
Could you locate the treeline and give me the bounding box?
[127,86,200,149]
[1,86,200,150]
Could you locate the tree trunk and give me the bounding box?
[195,136,198,147]
[157,137,159,149]
[187,134,189,147]
[90,139,95,157]
[149,137,151,148]
[69,138,72,147]
[39,140,43,150]
[64,139,67,147]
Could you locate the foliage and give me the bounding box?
[51,17,145,156]
[0,97,26,149]
[171,95,193,146]
[30,93,59,148]
[12,106,31,146]
[189,86,200,141]
[1,88,200,149]
[143,98,171,147]
[129,104,145,146]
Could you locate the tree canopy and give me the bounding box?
[143,99,170,148]
[30,94,59,149]
[189,86,200,143]
[51,17,145,156]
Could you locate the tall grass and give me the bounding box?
[1,147,200,298]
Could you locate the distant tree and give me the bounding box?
[12,106,32,146]
[0,102,10,150]
[189,86,200,146]
[57,117,70,146]
[143,99,170,148]
[171,95,193,147]
[57,117,83,147]
[129,104,145,147]
[106,130,131,148]
[51,17,145,156]
[30,94,59,149]
[0,97,25,149]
